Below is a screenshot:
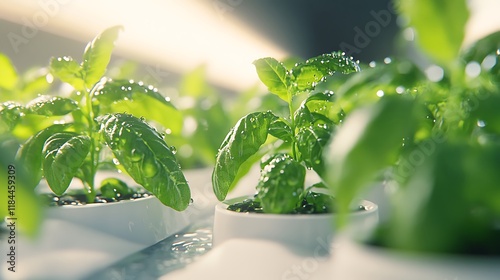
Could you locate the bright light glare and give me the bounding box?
[0,0,288,91]
[465,0,500,46]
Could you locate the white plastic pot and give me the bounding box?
[212,199,378,253]
[41,168,216,246]
[46,195,191,246]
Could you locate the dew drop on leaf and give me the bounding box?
[142,159,159,178]
[129,149,142,162]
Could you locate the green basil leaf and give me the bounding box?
[95,79,183,135]
[98,113,190,211]
[0,101,26,130]
[212,111,276,201]
[297,123,333,176]
[0,53,18,91]
[100,177,132,199]
[49,56,85,90]
[304,91,344,123]
[257,153,305,214]
[26,95,78,116]
[42,132,91,195]
[253,57,289,101]
[291,51,360,92]
[383,142,500,253]
[20,68,53,101]
[268,117,293,142]
[470,93,500,134]
[81,25,123,88]
[461,31,500,63]
[399,0,469,65]
[323,95,416,225]
[16,124,70,188]
[303,191,335,213]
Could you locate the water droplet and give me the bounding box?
[142,159,159,178]
[376,90,385,97]
[171,146,177,155]
[112,158,120,165]
[369,61,377,68]
[129,149,142,162]
[384,57,392,64]
[396,86,405,94]
[477,120,486,128]
[465,61,481,78]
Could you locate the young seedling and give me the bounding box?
[212,51,360,214]
[1,26,190,211]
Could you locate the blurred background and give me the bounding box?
[1,0,499,93]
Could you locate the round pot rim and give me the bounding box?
[44,193,156,210]
[216,198,378,220]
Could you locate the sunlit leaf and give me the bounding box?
[81,25,123,88]
[291,51,360,92]
[49,56,85,90]
[0,53,18,91]
[95,79,182,134]
[26,95,78,116]
[253,57,289,101]
[98,113,191,211]
[212,111,276,200]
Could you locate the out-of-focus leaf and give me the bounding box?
[382,142,500,254]
[180,64,208,98]
[323,95,416,225]
[399,0,469,65]
[0,140,42,237]
[462,31,500,63]
[0,53,18,91]
[20,68,53,101]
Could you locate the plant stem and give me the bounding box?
[288,87,298,160]
[84,86,98,202]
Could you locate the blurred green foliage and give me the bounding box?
[323,0,500,255]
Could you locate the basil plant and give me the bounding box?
[212,52,360,214]
[0,26,190,211]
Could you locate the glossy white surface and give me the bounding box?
[330,239,500,280]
